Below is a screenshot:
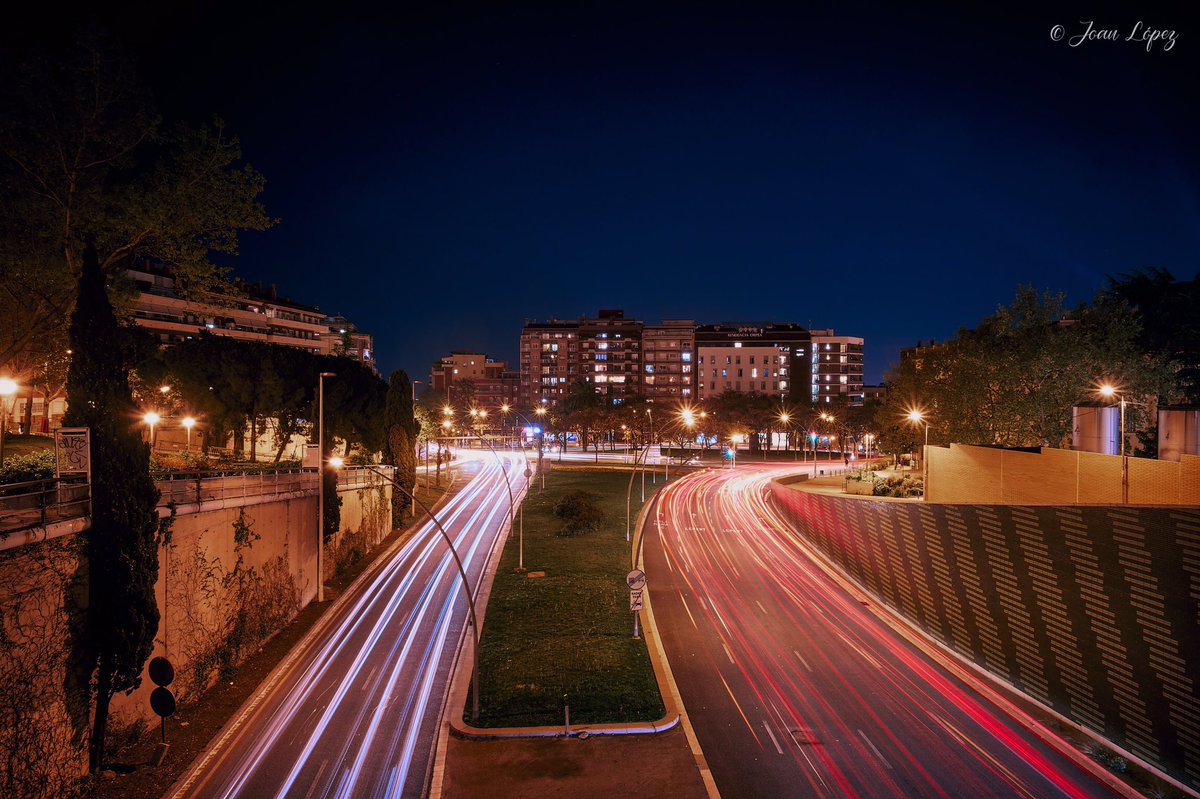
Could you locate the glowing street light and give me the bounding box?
[143,411,161,450]
[906,409,930,498]
[182,416,196,453]
[0,377,18,465]
[1095,383,1144,504]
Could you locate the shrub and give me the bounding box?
[872,474,924,498]
[0,450,56,485]
[553,490,605,536]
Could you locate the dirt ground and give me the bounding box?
[442,727,709,799]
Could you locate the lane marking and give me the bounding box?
[718,672,762,747]
[722,643,735,665]
[755,599,769,615]
[680,593,699,630]
[793,649,813,672]
[303,758,329,799]
[857,729,893,770]
[763,720,785,755]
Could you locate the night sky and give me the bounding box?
[21,3,1200,384]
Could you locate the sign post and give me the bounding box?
[627,569,646,639]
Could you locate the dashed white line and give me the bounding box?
[755,599,769,615]
[793,649,813,672]
[762,720,785,755]
[858,729,893,769]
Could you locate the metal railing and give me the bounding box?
[154,468,314,507]
[0,477,91,533]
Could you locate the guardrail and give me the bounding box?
[0,477,91,533]
[1,464,399,536]
[154,468,315,507]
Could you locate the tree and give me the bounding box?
[1104,268,1200,403]
[880,286,1175,450]
[0,32,274,371]
[62,242,161,772]
[383,370,419,520]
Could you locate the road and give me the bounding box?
[644,466,1122,799]
[167,451,528,799]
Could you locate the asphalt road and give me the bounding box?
[644,466,1122,799]
[165,452,528,799]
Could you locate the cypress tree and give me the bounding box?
[63,241,161,772]
[383,370,418,522]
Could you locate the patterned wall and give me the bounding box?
[768,482,1200,790]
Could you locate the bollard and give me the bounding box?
[563,693,570,737]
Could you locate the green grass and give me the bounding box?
[472,469,664,727]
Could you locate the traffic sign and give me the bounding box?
[629,589,644,613]
[148,656,175,687]
[626,569,646,590]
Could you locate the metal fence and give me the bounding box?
[0,477,91,533]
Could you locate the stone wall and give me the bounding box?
[768,480,1200,791]
[0,474,391,792]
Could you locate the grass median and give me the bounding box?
[471,467,664,727]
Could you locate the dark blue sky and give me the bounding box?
[67,3,1200,383]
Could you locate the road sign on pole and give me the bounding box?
[626,569,646,591]
[629,588,644,613]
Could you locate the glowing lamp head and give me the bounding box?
[535,406,546,416]
[442,420,452,429]
[0,377,16,397]
[907,410,924,424]
[1098,384,1116,399]
[328,456,344,469]
[182,416,196,429]
[143,411,161,426]
[159,385,171,394]
[501,404,510,413]
[778,412,790,423]
[443,405,453,416]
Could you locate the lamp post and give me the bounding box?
[412,380,423,495]
[534,405,547,490]
[143,411,161,451]
[337,461,484,722]
[0,377,17,466]
[316,371,336,603]
[182,416,196,453]
[907,409,930,499]
[1098,384,1146,505]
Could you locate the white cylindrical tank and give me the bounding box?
[1158,406,1200,462]
[1072,405,1119,455]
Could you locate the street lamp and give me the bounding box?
[0,377,18,466]
[778,411,796,460]
[907,409,930,499]
[317,371,336,603]
[333,460,483,722]
[182,416,196,453]
[143,411,161,450]
[534,405,547,490]
[1097,384,1146,505]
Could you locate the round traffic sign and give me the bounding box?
[148,656,175,687]
[626,569,646,590]
[150,686,176,718]
[524,468,533,478]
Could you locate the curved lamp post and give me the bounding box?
[340,461,483,722]
[468,410,529,572]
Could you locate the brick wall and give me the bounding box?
[927,443,1200,505]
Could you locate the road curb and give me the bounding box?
[440,481,683,744]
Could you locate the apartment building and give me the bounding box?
[642,320,695,402]
[518,320,580,408]
[127,269,375,369]
[809,329,865,405]
[694,323,811,402]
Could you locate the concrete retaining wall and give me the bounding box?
[768,481,1200,791]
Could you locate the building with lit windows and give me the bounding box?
[518,320,580,407]
[642,320,695,402]
[694,323,811,402]
[809,329,865,405]
[127,269,375,369]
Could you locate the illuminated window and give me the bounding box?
[734,342,742,348]
[751,368,758,378]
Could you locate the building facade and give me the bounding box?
[127,269,376,369]
[809,329,865,405]
[642,320,695,402]
[694,323,811,402]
